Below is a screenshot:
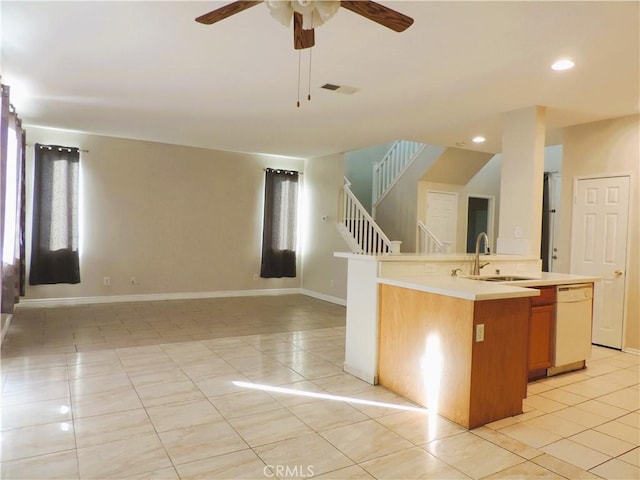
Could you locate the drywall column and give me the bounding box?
[497,106,546,256]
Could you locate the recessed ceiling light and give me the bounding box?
[551,59,575,71]
[472,136,486,144]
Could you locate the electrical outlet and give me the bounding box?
[330,279,334,287]
[424,264,437,273]
[475,324,485,342]
[514,226,522,238]
[253,274,259,280]
[103,277,111,286]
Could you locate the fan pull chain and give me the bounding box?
[296,45,312,107]
[308,47,312,102]
[297,50,302,108]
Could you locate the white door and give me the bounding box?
[426,191,457,252]
[570,176,630,349]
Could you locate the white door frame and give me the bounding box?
[571,172,632,350]
[465,194,496,253]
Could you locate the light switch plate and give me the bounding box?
[475,324,485,342]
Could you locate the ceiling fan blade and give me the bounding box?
[195,1,263,25]
[294,12,315,50]
[340,1,414,32]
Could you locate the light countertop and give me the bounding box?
[377,272,599,301]
[378,275,540,301]
[474,272,600,287]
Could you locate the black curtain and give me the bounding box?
[540,172,550,272]
[29,144,81,285]
[1,84,26,313]
[260,168,299,278]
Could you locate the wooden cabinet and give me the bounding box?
[378,284,530,429]
[528,287,555,380]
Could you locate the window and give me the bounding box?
[260,168,299,278]
[2,124,19,264]
[29,144,81,285]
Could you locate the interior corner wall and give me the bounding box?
[23,127,305,300]
[301,153,348,302]
[558,115,639,351]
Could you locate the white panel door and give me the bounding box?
[570,176,629,349]
[426,191,457,252]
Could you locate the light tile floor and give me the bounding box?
[1,295,638,479]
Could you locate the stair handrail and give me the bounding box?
[417,220,448,254]
[372,140,425,209]
[339,177,398,254]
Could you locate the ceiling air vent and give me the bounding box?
[320,83,358,95]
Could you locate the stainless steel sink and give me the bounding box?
[476,275,536,282]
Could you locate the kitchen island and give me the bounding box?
[377,276,539,429]
[334,252,542,384]
[335,252,599,428]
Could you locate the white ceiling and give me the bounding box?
[2,1,639,158]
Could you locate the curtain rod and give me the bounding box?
[263,168,303,175]
[26,143,89,153]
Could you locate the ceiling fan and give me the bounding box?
[195,1,414,50]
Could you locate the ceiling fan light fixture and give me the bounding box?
[266,0,340,29]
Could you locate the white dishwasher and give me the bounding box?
[553,283,593,369]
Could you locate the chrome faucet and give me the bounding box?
[472,232,491,275]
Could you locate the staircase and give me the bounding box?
[372,140,425,217]
[417,221,450,254]
[337,178,400,254]
[343,140,494,254]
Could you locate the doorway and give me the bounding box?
[466,196,494,253]
[425,191,457,252]
[570,175,630,349]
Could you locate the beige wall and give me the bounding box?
[301,153,348,302]
[25,127,305,300]
[558,115,639,351]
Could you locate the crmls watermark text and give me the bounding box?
[264,464,315,478]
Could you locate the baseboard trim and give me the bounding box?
[300,289,347,306]
[1,313,13,344]
[17,288,303,308]
[623,347,640,356]
[17,288,347,309]
[343,362,378,385]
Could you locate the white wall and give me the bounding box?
[301,153,348,303]
[24,127,305,300]
[545,145,563,172]
[558,115,639,351]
